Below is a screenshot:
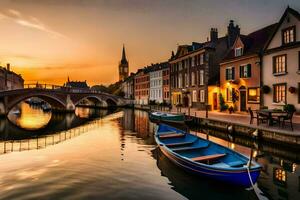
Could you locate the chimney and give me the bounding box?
[227,20,240,47]
[210,28,218,43]
[6,63,10,71]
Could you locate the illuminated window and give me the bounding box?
[192,90,197,102]
[248,88,260,102]
[282,26,295,44]
[273,83,286,103]
[226,88,234,102]
[273,55,287,74]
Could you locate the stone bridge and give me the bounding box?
[0,84,127,116]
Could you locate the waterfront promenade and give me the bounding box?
[171,107,300,135]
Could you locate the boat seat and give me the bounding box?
[211,162,230,168]
[227,160,245,167]
[191,154,226,163]
[166,141,194,147]
[172,144,209,152]
[159,133,185,139]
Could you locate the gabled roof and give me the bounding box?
[66,81,89,88]
[223,23,277,62]
[264,6,300,51]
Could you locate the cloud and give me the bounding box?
[0,8,67,39]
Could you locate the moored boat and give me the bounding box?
[149,111,192,125]
[155,124,261,188]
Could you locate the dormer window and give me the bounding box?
[282,26,296,45]
[235,47,243,57]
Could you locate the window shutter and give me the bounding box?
[273,56,276,73]
[226,69,228,80]
[247,64,251,77]
[239,66,242,78]
[232,67,235,80]
[298,51,300,70]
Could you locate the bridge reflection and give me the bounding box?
[0,107,116,140]
[0,119,104,155]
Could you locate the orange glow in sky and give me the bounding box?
[0,0,299,85]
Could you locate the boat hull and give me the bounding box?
[158,144,260,188]
[149,112,188,125]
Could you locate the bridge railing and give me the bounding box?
[22,83,122,100]
[24,83,62,90]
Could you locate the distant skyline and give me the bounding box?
[0,0,299,85]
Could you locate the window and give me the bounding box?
[282,26,296,45]
[191,72,195,86]
[299,83,300,104]
[299,51,300,71]
[178,62,182,70]
[192,57,195,67]
[273,55,287,74]
[185,73,188,87]
[273,83,286,103]
[200,90,205,103]
[192,90,197,102]
[240,64,251,78]
[178,74,182,88]
[248,88,260,103]
[235,47,243,57]
[199,70,204,85]
[226,88,233,102]
[200,54,204,65]
[225,67,235,80]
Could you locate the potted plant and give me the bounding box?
[288,86,296,94]
[262,85,270,94]
[283,104,296,112]
[219,94,228,111]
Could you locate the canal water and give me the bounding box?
[0,103,299,200]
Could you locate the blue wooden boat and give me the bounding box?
[149,112,191,125]
[155,124,262,188]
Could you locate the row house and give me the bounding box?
[162,65,170,104]
[219,23,277,112]
[0,63,24,91]
[149,62,170,104]
[263,7,300,112]
[134,68,150,105]
[121,73,135,99]
[170,20,240,109]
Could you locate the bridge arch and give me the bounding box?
[73,95,109,108]
[6,93,67,113]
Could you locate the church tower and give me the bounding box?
[119,45,129,81]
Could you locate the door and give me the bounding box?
[240,90,246,112]
[213,93,218,110]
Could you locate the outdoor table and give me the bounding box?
[258,109,287,126]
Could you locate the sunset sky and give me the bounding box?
[0,0,299,85]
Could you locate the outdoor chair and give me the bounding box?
[248,107,268,125]
[278,111,295,131]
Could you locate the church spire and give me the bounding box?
[119,44,129,81]
[121,44,127,63]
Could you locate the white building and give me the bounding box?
[263,7,300,112]
[121,73,135,99]
[149,64,164,104]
